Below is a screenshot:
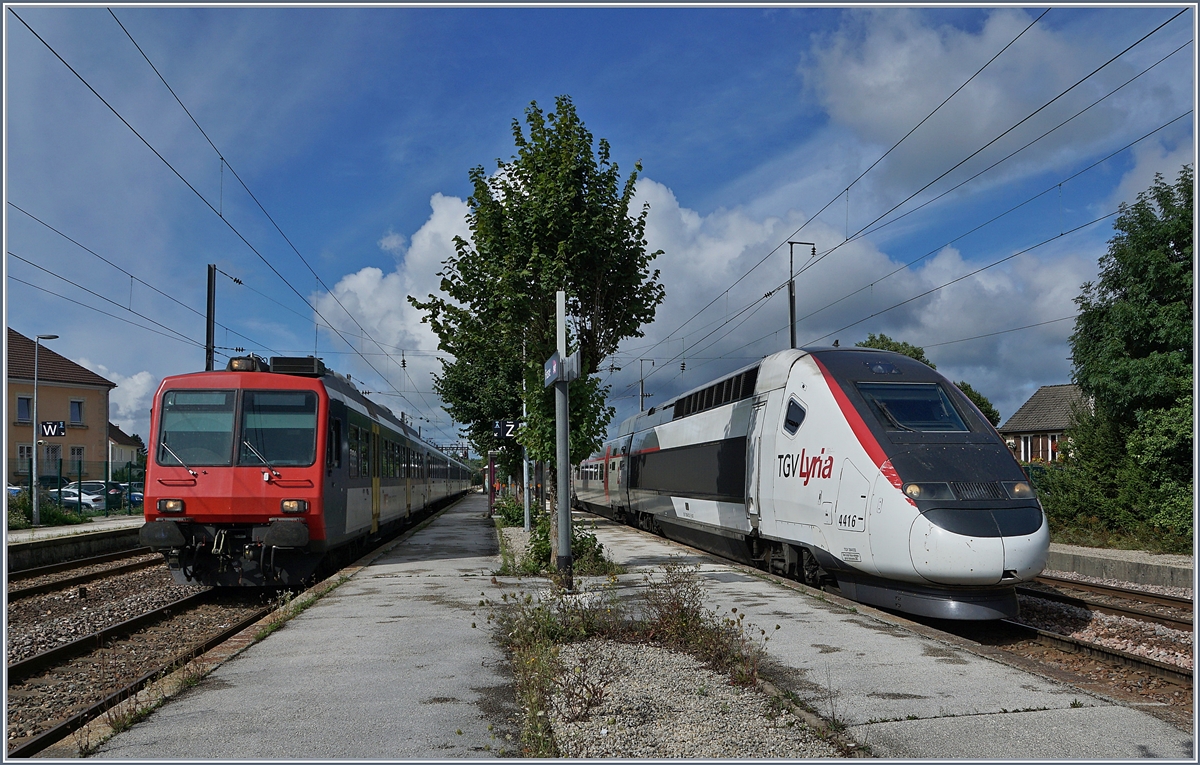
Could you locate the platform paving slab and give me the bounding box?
[579,511,1194,759]
[94,494,518,759]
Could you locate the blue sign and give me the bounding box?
[544,352,561,388]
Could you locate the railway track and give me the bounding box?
[6,590,270,757]
[1017,576,1192,632]
[8,549,161,601]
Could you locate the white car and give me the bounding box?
[7,485,24,497]
[49,488,103,510]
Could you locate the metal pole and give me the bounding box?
[639,359,654,411]
[786,243,816,350]
[32,341,39,527]
[555,290,573,590]
[206,264,216,371]
[788,243,796,350]
[31,334,58,526]
[522,339,530,532]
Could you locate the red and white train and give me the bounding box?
[574,347,1049,620]
[139,356,472,586]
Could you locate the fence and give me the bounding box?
[7,458,144,515]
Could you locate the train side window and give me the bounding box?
[783,398,807,436]
[327,419,342,469]
[348,425,360,476]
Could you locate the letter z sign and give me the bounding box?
[40,421,66,437]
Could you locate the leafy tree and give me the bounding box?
[1041,165,1193,543]
[855,333,936,368]
[953,380,1001,426]
[854,333,1000,424]
[411,96,665,476]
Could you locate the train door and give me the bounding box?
[404,443,412,517]
[371,425,381,534]
[832,458,873,572]
[746,390,779,535]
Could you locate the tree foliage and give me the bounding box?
[854,333,1000,425]
[410,96,665,474]
[1040,165,1193,542]
[855,333,936,368]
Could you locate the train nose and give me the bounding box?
[909,514,1004,585]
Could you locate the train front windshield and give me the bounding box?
[856,382,969,432]
[238,391,318,466]
[158,389,318,467]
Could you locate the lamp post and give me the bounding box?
[31,334,59,527]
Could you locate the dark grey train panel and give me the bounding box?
[631,437,747,503]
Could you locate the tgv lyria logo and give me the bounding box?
[777,448,833,485]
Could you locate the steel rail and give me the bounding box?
[8,547,149,581]
[6,603,271,758]
[8,558,163,601]
[6,590,213,684]
[1017,585,1192,631]
[1000,619,1193,686]
[1035,574,1193,609]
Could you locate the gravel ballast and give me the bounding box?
[549,639,842,758]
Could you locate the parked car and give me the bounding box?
[64,481,124,505]
[48,488,103,510]
[7,485,24,497]
[118,483,144,505]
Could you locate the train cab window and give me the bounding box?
[783,398,807,436]
[158,390,237,466]
[238,390,319,467]
[856,382,968,432]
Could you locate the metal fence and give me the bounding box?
[7,458,144,515]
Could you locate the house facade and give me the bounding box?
[7,328,116,487]
[108,422,144,480]
[997,383,1083,463]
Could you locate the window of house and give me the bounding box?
[17,444,32,473]
[1021,436,1031,462]
[16,396,31,423]
[70,446,85,473]
[70,400,85,425]
[43,443,62,471]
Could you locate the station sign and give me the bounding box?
[39,421,65,438]
[493,420,519,439]
[544,350,582,388]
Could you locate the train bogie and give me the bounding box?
[576,347,1048,620]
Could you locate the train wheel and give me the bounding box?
[801,548,823,588]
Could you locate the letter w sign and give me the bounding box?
[40,421,65,437]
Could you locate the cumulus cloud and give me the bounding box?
[313,194,470,439]
[603,176,1099,430]
[76,360,157,440]
[378,229,407,257]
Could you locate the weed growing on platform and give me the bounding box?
[6,491,89,530]
[519,511,623,577]
[493,496,526,528]
[485,559,776,755]
[254,575,349,641]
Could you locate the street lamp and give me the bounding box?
[32,334,59,527]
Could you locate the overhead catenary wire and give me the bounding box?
[604,9,1053,374]
[10,7,460,443]
[7,274,211,351]
[107,9,441,425]
[9,201,278,356]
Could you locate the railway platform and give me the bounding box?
[90,492,518,759]
[85,497,1190,760]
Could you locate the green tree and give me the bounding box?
[411,96,665,475]
[953,380,1001,426]
[855,333,936,368]
[854,333,1000,424]
[1042,166,1193,542]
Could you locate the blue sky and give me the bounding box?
[4,5,1195,448]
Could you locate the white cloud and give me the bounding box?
[76,360,158,440]
[1101,138,1195,214]
[378,229,407,257]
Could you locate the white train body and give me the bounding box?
[575,347,1049,620]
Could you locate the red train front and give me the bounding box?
[139,355,470,587]
[140,356,328,586]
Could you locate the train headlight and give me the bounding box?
[1002,481,1035,499]
[157,499,185,513]
[280,499,308,513]
[227,357,256,371]
[903,482,954,500]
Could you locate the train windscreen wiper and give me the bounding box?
[875,400,917,432]
[242,440,282,478]
[159,442,198,476]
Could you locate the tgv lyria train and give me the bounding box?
[574,347,1049,620]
